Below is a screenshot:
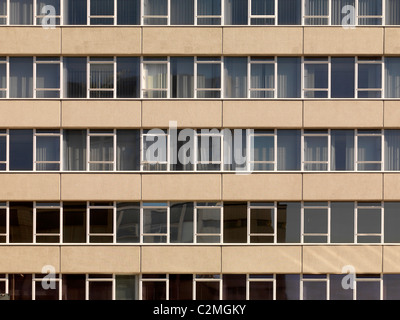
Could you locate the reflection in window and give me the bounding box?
[116,275,138,300]
[143,0,168,25]
[117,0,140,25]
[331,0,355,25]
[89,130,114,171]
[116,202,140,243]
[170,202,194,243]
[358,0,382,25]
[330,202,354,243]
[196,203,222,243]
[248,275,274,300]
[356,275,381,300]
[89,202,114,243]
[171,0,194,25]
[35,130,61,171]
[36,0,60,25]
[249,202,275,243]
[223,274,246,300]
[197,130,222,171]
[330,274,354,300]
[142,57,168,98]
[63,130,87,171]
[251,0,275,25]
[250,130,274,171]
[62,274,85,300]
[383,274,400,300]
[63,202,86,243]
[116,130,140,171]
[195,275,220,300]
[88,274,113,300]
[143,203,168,243]
[169,274,193,300]
[64,0,87,25]
[386,0,400,25]
[277,202,301,243]
[35,202,61,243]
[142,129,168,171]
[142,274,167,300]
[90,0,114,25]
[116,57,140,98]
[384,130,400,171]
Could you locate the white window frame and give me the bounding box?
[87,129,116,171]
[303,0,330,25]
[88,0,116,26]
[86,274,115,300]
[302,202,330,244]
[302,56,330,99]
[195,56,222,99]
[141,129,169,171]
[300,274,329,300]
[354,274,383,300]
[88,56,116,99]
[355,201,383,244]
[33,129,62,171]
[34,57,62,99]
[248,56,276,99]
[246,274,276,300]
[87,201,115,244]
[356,56,383,99]
[355,129,383,171]
[194,202,223,244]
[196,0,222,25]
[249,0,277,25]
[32,273,62,300]
[302,129,330,171]
[196,129,223,171]
[193,274,222,300]
[34,201,61,244]
[0,202,7,243]
[139,274,169,300]
[247,202,276,244]
[141,202,169,244]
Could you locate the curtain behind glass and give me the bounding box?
[331,130,354,170]
[0,0,6,24]
[358,0,382,25]
[64,0,87,25]
[9,57,33,98]
[171,57,194,98]
[36,136,60,171]
[304,136,328,170]
[305,0,328,25]
[63,130,86,171]
[277,57,301,98]
[278,0,301,25]
[385,58,400,98]
[171,0,194,24]
[385,130,400,170]
[277,130,301,170]
[63,57,87,98]
[10,0,33,24]
[117,0,139,24]
[386,0,400,25]
[117,130,140,171]
[224,57,247,98]
[90,135,113,171]
[331,0,355,25]
[225,0,248,25]
[197,0,221,24]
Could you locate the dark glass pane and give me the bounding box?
[171,0,194,24]
[10,0,33,25]
[331,57,355,98]
[277,57,301,98]
[277,130,301,170]
[223,202,247,243]
[356,281,380,300]
[89,281,112,300]
[303,281,327,300]
[278,0,301,25]
[169,274,193,300]
[0,209,6,234]
[358,209,381,233]
[64,0,87,25]
[331,130,354,171]
[63,202,86,243]
[63,130,87,171]
[9,202,33,243]
[277,202,301,243]
[304,208,328,234]
[36,209,60,234]
[9,130,33,171]
[171,57,194,98]
[35,281,59,300]
[225,0,248,25]
[223,274,246,300]
[64,57,87,98]
[62,274,85,300]
[250,208,274,234]
[117,57,140,98]
[383,274,400,300]
[384,202,400,243]
[0,136,6,163]
[276,274,300,300]
[9,274,32,300]
[331,202,354,243]
[224,57,247,98]
[116,275,138,300]
[196,281,219,300]
[142,281,167,300]
[90,208,113,234]
[249,282,274,300]
[117,130,140,171]
[117,0,140,25]
[116,202,140,243]
[330,274,354,300]
[170,202,194,243]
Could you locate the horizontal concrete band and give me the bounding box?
[0,172,396,201]
[0,27,396,55]
[0,100,399,129]
[0,245,397,274]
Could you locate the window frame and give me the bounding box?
[34,201,62,244]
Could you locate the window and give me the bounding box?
[303,130,329,171]
[35,57,60,98]
[250,130,275,170]
[385,57,400,98]
[303,202,329,243]
[330,202,354,243]
[0,130,7,171]
[277,130,301,171]
[278,0,301,25]
[303,57,329,98]
[9,130,33,171]
[0,203,6,243]
[356,274,381,300]
[195,202,222,243]
[142,57,168,98]
[88,274,113,300]
[251,0,275,25]
[357,57,382,98]
[224,57,247,98]
[116,129,140,171]
[302,275,328,300]
[169,274,193,300]
[62,274,86,300]
[142,202,168,243]
[88,129,115,171]
[331,57,355,98]
[117,0,140,25]
[116,57,140,98]
[384,202,400,243]
[9,57,33,98]
[331,0,355,25]
[224,0,248,25]
[304,0,329,25]
[248,275,275,300]
[34,130,61,171]
[276,274,300,300]
[63,130,87,171]
[249,57,275,98]
[170,202,194,243]
[249,202,275,243]
[358,0,382,25]
[141,274,167,300]
[223,274,246,300]
[197,0,221,25]
[223,202,247,243]
[63,202,86,243]
[277,202,301,243]
[194,275,221,300]
[196,57,221,98]
[10,0,33,25]
[0,0,6,24]
[356,130,382,171]
[9,202,33,243]
[89,57,114,98]
[171,0,194,24]
[277,57,301,98]
[36,0,60,26]
[330,274,354,300]
[383,274,400,300]
[90,0,114,25]
[0,57,6,98]
[34,202,60,243]
[170,57,194,98]
[170,129,195,171]
[356,202,382,243]
[88,202,114,243]
[386,0,400,25]
[116,275,138,300]
[116,202,140,243]
[330,130,355,171]
[64,0,87,25]
[63,57,87,98]
[197,129,222,170]
[33,274,60,300]
[143,0,168,25]
[142,129,168,170]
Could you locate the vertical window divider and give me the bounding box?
[274,56,277,98]
[113,129,117,171]
[167,56,170,99]
[354,129,358,171]
[139,56,143,99]
[139,201,143,244]
[113,56,117,98]
[328,0,332,26]
[221,57,225,99]
[381,200,384,244]
[60,201,63,244]
[166,201,170,243]
[111,274,116,300]
[86,129,90,171]
[381,128,385,172]
[167,0,170,26]
[301,56,304,99]
[6,0,9,25]
[87,0,90,25]
[86,57,90,98]
[327,201,331,244]
[194,130,198,172]
[5,202,9,244]
[245,274,250,300]
[59,128,63,172]
[60,0,64,26]
[5,57,9,99]
[33,202,37,244]
[382,0,386,26]
[301,0,305,25]
[248,0,251,25]
[86,201,90,244]
[139,129,143,171]
[167,127,170,172]
[246,201,250,244]
[220,202,223,245]
[300,129,305,171]
[194,0,197,26]
[60,57,64,99]
[85,274,89,300]
[33,57,37,99]
[326,274,330,300]
[193,202,197,244]
[275,0,278,25]
[114,0,117,25]
[33,0,37,26]
[221,0,224,25]
[165,274,170,300]
[355,56,358,98]
[328,128,331,171]
[6,129,9,171]
[247,56,251,99]
[382,57,386,99]
[328,56,331,98]
[194,56,198,99]
[33,129,37,172]
[300,202,304,244]
[355,0,359,26]
[274,201,277,243]
[354,201,358,244]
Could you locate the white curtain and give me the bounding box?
[385,130,400,170]
[10,0,33,24]
[305,0,328,24]
[63,130,86,171]
[250,63,274,98]
[385,58,400,98]
[386,0,400,24]
[277,58,301,98]
[90,136,113,171]
[304,136,328,170]
[143,63,167,97]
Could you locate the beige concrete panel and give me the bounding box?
[304,27,383,55]
[304,100,383,128]
[223,27,303,55]
[142,174,221,201]
[141,246,221,273]
[222,246,302,273]
[0,100,61,128]
[383,246,400,273]
[0,174,60,201]
[61,27,141,55]
[61,246,140,273]
[384,101,400,128]
[222,174,302,201]
[142,27,222,55]
[223,100,302,128]
[0,246,60,273]
[384,174,400,200]
[142,100,222,128]
[61,174,141,201]
[303,246,382,274]
[0,27,61,54]
[385,28,400,55]
[62,100,141,128]
[303,174,383,201]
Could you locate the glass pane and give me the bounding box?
[356,281,380,300]
[385,57,400,97]
[252,0,274,15]
[277,202,301,243]
[249,282,273,300]
[143,63,167,91]
[90,136,114,166]
[170,202,194,243]
[63,58,87,98]
[196,281,219,300]
[90,63,114,90]
[384,202,400,243]
[0,209,5,234]
[276,274,300,300]
[35,281,59,300]
[197,208,220,234]
[277,57,301,98]
[250,208,274,234]
[252,135,274,165]
[171,0,194,24]
[36,64,60,90]
[10,274,32,300]
[36,209,60,234]
[304,63,328,89]
[304,136,328,169]
[198,0,221,16]
[171,129,195,171]
[169,274,193,300]
[197,64,221,90]
[331,0,355,25]
[357,209,381,234]
[278,0,301,24]
[36,136,60,169]
[9,57,33,98]
[117,130,140,171]
[142,281,166,300]
[116,57,140,98]
[89,282,112,300]
[385,130,400,170]
[9,130,33,171]
[331,202,354,243]
[304,208,328,234]
[62,274,85,300]
[223,202,247,243]
[303,281,327,300]
[63,202,86,243]
[223,275,246,300]
[116,202,140,243]
[116,275,138,300]
[277,130,301,170]
[331,130,354,171]
[64,0,87,25]
[383,274,400,300]
[117,0,139,24]
[10,0,33,25]
[358,136,381,162]
[91,0,113,16]
[171,57,194,98]
[251,63,274,90]
[9,202,33,243]
[224,57,247,98]
[330,274,354,300]
[0,63,5,90]
[143,207,167,235]
[0,136,6,164]
[90,208,113,234]
[224,0,247,25]
[331,57,355,98]
[63,130,86,171]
